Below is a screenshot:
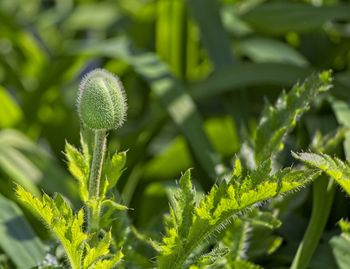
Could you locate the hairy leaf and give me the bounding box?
[157,167,318,269]
[101,150,126,194]
[196,246,230,266]
[15,185,122,269]
[93,250,123,269]
[254,71,332,164]
[16,185,86,269]
[293,152,350,195]
[155,170,195,256]
[83,231,123,269]
[223,220,250,263]
[339,219,350,238]
[65,142,90,202]
[241,209,281,230]
[156,72,329,269]
[100,199,129,228]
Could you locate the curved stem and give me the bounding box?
[291,175,335,269]
[87,129,107,232]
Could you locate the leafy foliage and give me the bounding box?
[65,139,90,202]
[254,71,332,164]
[65,135,128,228]
[293,152,350,196]
[156,164,319,269]
[155,70,331,269]
[337,219,350,243]
[328,219,350,269]
[14,130,128,269]
[15,185,123,269]
[2,0,350,268]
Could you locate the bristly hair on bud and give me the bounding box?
[77,68,127,131]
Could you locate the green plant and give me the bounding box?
[16,69,128,269]
[290,128,347,269]
[2,1,350,268]
[153,71,332,269]
[77,68,127,232]
[12,69,336,269]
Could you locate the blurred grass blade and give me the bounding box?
[156,0,172,64]
[190,63,311,100]
[235,37,309,67]
[170,0,186,78]
[156,0,186,79]
[69,37,219,179]
[241,2,350,34]
[0,130,77,199]
[186,0,234,68]
[0,194,46,269]
[0,144,40,195]
[329,98,350,160]
[62,3,122,31]
[0,86,22,128]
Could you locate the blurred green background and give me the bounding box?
[1,0,350,267]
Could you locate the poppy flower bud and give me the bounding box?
[77,69,127,130]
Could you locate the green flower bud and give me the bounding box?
[77,68,127,130]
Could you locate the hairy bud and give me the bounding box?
[77,69,127,130]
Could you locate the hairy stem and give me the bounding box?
[291,176,335,269]
[87,129,107,232]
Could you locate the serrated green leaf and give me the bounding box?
[101,151,126,194]
[293,152,350,195]
[159,170,195,257]
[92,250,124,269]
[254,71,332,164]
[83,232,112,268]
[157,165,318,269]
[232,157,243,179]
[16,185,86,269]
[196,246,230,266]
[102,199,129,211]
[339,219,350,235]
[242,209,281,230]
[175,170,196,236]
[65,142,89,202]
[222,220,250,262]
[100,199,129,228]
[16,185,122,269]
